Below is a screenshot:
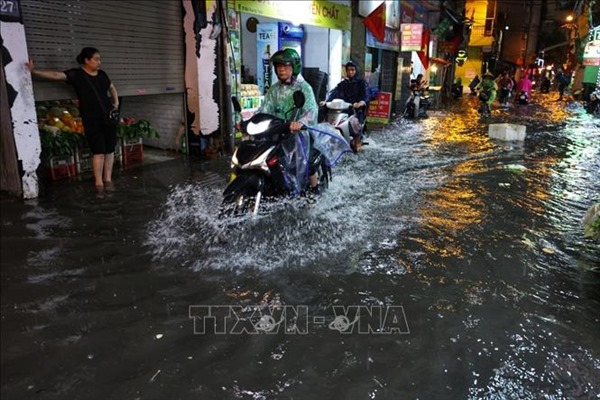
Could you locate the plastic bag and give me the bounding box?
[281,130,310,195]
[309,123,352,167]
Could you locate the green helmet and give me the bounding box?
[270,48,302,77]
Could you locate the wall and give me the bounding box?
[328,29,343,91]
[1,15,41,199]
[183,0,220,137]
[466,0,494,47]
[304,24,330,73]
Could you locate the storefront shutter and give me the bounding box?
[380,50,397,94]
[21,0,185,101]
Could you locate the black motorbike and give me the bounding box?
[540,77,551,94]
[585,87,600,117]
[516,90,529,105]
[221,92,331,217]
[498,86,512,106]
[403,87,431,119]
[478,90,492,118]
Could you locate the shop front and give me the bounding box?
[1,0,187,197]
[582,26,600,99]
[226,0,351,134]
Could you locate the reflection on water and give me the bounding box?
[2,97,599,398]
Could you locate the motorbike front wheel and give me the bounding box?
[220,192,262,218]
[220,174,265,218]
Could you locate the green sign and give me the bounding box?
[234,0,350,31]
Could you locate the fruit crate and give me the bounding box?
[74,145,93,174]
[121,137,144,167]
[46,155,77,181]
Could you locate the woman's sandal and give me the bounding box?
[104,181,116,192]
[95,184,105,199]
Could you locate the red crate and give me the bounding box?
[46,155,77,181]
[122,138,144,167]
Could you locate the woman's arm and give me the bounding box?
[26,59,67,81]
[109,83,119,109]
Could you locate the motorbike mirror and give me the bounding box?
[293,91,305,108]
[231,96,242,113]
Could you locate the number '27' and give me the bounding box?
[1,0,16,14]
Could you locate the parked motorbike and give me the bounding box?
[451,83,463,99]
[221,91,349,217]
[403,87,431,119]
[586,87,600,117]
[516,90,529,105]
[321,99,367,153]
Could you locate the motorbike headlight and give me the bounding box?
[247,120,271,135]
[231,149,239,168]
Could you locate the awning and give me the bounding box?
[430,57,451,66]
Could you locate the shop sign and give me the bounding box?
[583,28,600,67]
[366,27,400,51]
[0,0,22,22]
[401,23,423,52]
[583,38,600,66]
[367,92,392,124]
[234,0,350,31]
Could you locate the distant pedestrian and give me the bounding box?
[27,47,119,197]
[556,69,569,101]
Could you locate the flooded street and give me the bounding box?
[2,95,599,399]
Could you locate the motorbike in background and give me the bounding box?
[516,90,529,105]
[478,90,492,118]
[585,87,600,117]
[321,99,367,153]
[540,77,551,93]
[498,86,512,107]
[403,86,431,119]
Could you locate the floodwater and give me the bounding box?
[2,94,599,399]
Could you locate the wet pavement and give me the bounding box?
[2,93,599,399]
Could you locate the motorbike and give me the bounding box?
[403,86,431,119]
[221,91,350,217]
[451,83,463,99]
[498,86,512,107]
[478,90,492,118]
[321,99,367,153]
[516,90,529,105]
[540,77,551,93]
[585,87,600,117]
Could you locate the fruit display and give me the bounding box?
[240,84,260,97]
[36,100,84,134]
[37,100,86,162]
[240,84,264,110]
